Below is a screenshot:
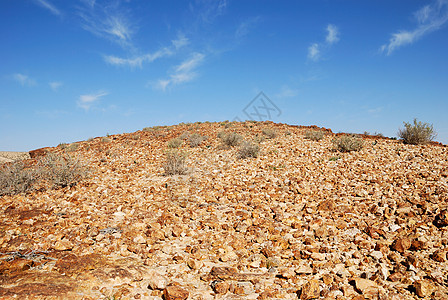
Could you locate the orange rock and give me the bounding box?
[163,284,189,300]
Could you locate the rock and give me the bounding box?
[434,210,448,227]
[353,278,378,299]
[211,280,229,294]
[133,235,146,244]
[53,238,74,251]
[414,280,434,298]
[300,279,320,300]
[391,237,411,253]
[147,271,168,290]
[370,250,383,261]
[295,264,313,275]
[29,147,50,158]
[230,281,254,295]
[163,284,189,300]
[431,250,446,262]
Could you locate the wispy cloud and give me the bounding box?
[13,73,36,87]
[307,43,320,61]
[77,0,135,48]
[34,0,61,16]
[104,35,188,68]
[381,0,448,55]
[77,91,109,111]
[154,53,205,91]
[308,24,340,62]
[275,86,299,99]
[326,24,340,44]
[49,81,63,91]
[192,0,228,23]
[235,16,261,39]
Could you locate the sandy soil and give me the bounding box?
[0,151,30,164]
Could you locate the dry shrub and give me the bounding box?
[333,135,364,152]
[262,128,277,139]
[167,138,183,149]
[237,141,260,159]
[0,161,37,196]
[164,150,188,175]
[398,118,436,145]
[219,132,242,147]
[305,130,325,141]
[188,133,206,147]
[39,153,89,188]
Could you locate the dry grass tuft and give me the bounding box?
[218,132,242,148]
[164,150,188,175]
[262,128,277,139]
[237,141,260,159]
[0,161,37,196]
[304,130,325,141]
[167,138,183,148]
[333,135,364,152]
[39,153,89,188]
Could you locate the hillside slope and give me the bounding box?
[1,121,447,299]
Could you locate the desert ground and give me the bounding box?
[0,121,447,299]
[0,152,30,164]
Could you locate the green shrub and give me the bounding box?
[167,138,183,148]
[333,135,364,152]
[164,150,188,175]
[39,153,89,188]
[398,118,436,145]
[237,141,260,159]
[0,161,37,196]
[219,132,242,147]
[305,130,325,141]
[262,128,277,139]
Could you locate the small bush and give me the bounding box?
[305,130,325,141]
[188,133,206,147]
[164,150,188,175]
[262,128,277,139]
[67,143,79,152]
[237,141,260,159]
[0,161,37,196]
[102,137,111,143]
[167,138,183,148]
[39,153,89,188]
[178,131,190,140]
[219,132,242,147]
[398,118,436,145]
[333,135,364,152]
[58,143,68,149]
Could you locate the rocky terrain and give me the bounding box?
[0,121,447,299]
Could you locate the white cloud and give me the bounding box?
[34,0,61,16]
[49,81,63,91]
[381,0,448,55]
[235,16,261,39]
[13,73,36,87]
[77,91,109,111]
[193,0,228,23]
[78,1,135,48]
[308,23,340,62]
[104,35,188,68]
[326,24,340,44]
[275,86,299,99]
[308,43,320,61]
[172,34,189,50]
[154,53,205,91]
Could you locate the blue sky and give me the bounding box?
[1,0,448,151]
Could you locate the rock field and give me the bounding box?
[1,121,447,299]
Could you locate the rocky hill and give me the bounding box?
[1,121,447,299]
